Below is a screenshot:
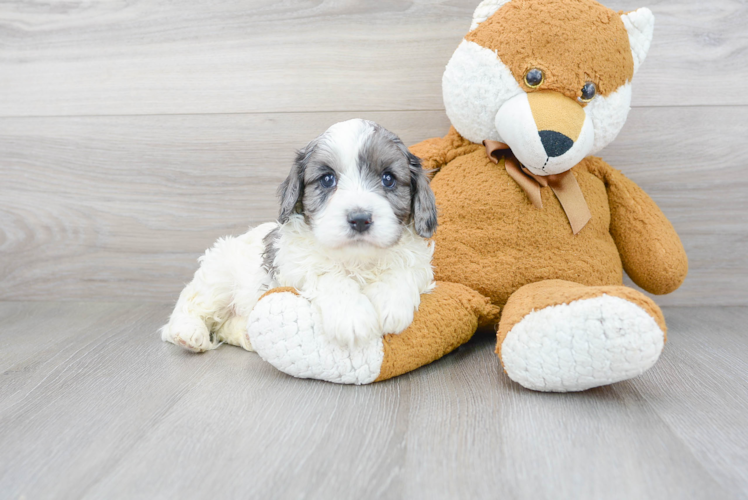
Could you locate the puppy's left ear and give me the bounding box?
[408,152,438,238]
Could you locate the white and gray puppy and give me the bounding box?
[161,119,437,352]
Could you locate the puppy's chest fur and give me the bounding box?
[263,215,434,296]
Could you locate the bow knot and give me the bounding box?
[483,140,591,235]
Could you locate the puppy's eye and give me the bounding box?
[319,173,336,189]
[579,82,597,103]
[524,68,544,89]
[381,172,396,189]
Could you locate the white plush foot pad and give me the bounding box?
[247,292,384,385]
[501,295,665,392]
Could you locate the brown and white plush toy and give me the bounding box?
[247,0,688,391]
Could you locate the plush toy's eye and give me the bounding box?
[524,69,544,88]
[580,82,597,102]
[320,173,336,189]
[381,172,396,189]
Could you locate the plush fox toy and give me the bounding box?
[246,0,688,391]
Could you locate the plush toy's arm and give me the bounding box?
[409,126,476,174]
[589,158,688,295]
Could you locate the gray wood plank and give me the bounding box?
[0,302,230,498]
[0,0,745,117]
[0,301,145,404]
[631,307,748,498]
[0,302,744,499]
[1,106,745,305]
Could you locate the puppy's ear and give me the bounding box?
[278,149,306,223]
[408,152,438,238]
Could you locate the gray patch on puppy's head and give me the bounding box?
[277,131,338,225]
[358,123,437,238]
[299,139,339,225]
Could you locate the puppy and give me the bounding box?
[161,119,438,352]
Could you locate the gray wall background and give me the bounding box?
[1,0,746,305]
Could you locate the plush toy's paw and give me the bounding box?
[365,282,416,335]
[247,290,384,385]
[247,283,499,385]
[161,315,213,353]
[316,293,381,347]
[500,294,665,392]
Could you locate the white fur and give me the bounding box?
[501,295,665,392]
[469,0,511,31]
[160,222,277,352]
[162,217,434,352]
[161,119,435,352]
[621,8,655,74]
[272,216,435,346]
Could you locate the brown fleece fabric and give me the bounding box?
[585,157,689,294]
[495,280,667,361]
[466,0,634,101]
[374,282,501,382]
[529,91,586,141]
[411,127,687,307]
[407,126,686,368]
[408,127,477,173]
[259,287,299,300]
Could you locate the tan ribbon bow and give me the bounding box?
[483,140,591,235]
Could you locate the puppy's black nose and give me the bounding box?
[348,212,372,233]
[539,130,574,158]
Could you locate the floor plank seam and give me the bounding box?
[0,103,744,120]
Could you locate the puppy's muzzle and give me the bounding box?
[348,211,373,233]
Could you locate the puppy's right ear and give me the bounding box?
[277,149,306,223]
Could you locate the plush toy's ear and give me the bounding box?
[469,0,511,31]
[621,8,655,74]
[277,149,306,223]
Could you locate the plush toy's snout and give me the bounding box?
[496,90,594,175]
[529,91,585,157]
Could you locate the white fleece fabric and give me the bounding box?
[501,295,665,392]
[443,40,523,144]
[621,8,655,74]
[247,291,384,385]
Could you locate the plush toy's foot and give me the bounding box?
[247,283,500,384]
[497,280,667,392]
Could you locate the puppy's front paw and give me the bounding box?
[161,316,213,353]
[365,283,416,335]
[317,294,381,347]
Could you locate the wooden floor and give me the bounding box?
[0,303,746,499]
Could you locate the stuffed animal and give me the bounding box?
[246,0,688,391]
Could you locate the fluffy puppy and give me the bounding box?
[161,119,437,352]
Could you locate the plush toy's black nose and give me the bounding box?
[348,212,373,233]
[539,130,574,158]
